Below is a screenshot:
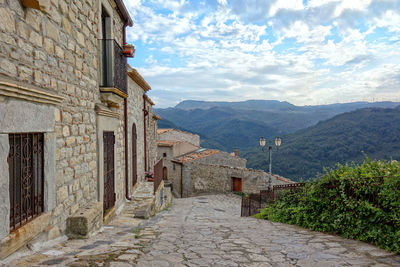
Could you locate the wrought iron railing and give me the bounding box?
[8,133,44,230]
[153,159,163,195]
[100,39,128,95]
[241,183,305,217]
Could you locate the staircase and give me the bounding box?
[131,181,155,219]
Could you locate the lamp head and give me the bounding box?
[275,137,282,147]
[259,137,266,148]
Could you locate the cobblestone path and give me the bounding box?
[135,194,399,267]
[2,194,400,266]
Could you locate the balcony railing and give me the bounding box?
[100,39,128,95]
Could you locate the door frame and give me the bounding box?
[231,177,243,192]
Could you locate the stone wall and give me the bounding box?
[146,102,158,170]
[183,163,289,197]
[0,0,130,256]
[172,142,198,157]
[159,130,200,147]
[127,76,145,187]
[0,0,103,241]
[164,159,183,197]
[157,145,173,160]
[196,151,247,169]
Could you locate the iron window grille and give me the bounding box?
[8,133,44,231]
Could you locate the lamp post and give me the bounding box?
[259,136,282,190]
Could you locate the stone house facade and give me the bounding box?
[0,0,162,259]
[157,130,291,197]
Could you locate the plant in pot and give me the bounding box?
[145,170,154,182]
[123,43,135,57]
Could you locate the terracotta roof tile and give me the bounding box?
[273,174,295,184]
[176,149,220,163]
[127,68,151,91]
[157,129,174,134]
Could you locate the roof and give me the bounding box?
[127,69,151,91]
[157,128,198,137]
[153,114,162,120]
[157,129,174,134]
[273,175,295,184]
[157,140,178,147]
[143,94,155,105]
[176,148,220,163]
[115,0,133,27]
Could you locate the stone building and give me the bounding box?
[158,129,200,147]
[157,129,291,198]
[0,0,166,259]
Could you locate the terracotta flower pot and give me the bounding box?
[123,45,135,58]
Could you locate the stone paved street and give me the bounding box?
[2,194,400,266]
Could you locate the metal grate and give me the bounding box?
[241,183,306,217]
[8,133,44,231]
[103,131,115,214]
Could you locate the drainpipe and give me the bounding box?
[180,163,183,198]
[124,98,131,200]
[123,22,131,200]
[143,94,148,172]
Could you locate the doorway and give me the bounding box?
[232,177,242,192]
[103,131,115,215]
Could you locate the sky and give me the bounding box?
[124,0,400,108]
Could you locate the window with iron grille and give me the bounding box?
[8,133,44,231]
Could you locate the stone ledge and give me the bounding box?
[66,202,103,239]
[0,213,51,259]
[0,76,64,106]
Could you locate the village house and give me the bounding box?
[157,129,292,198]
[0,0,168,259]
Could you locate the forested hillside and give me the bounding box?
[243,108,400,181]
[155,100,400,152]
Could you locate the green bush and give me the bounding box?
[255,159,400,253]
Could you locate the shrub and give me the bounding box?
[255,159,400,253]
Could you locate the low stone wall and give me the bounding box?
[153,181,173,213]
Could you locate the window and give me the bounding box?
[8,133,44,231]
[163,153,167,157]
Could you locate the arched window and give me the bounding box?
[163,166,168,180]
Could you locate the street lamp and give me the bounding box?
[259,136,282,190]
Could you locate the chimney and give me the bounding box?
[234,148,239,157]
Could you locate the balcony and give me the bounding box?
[100,39,128,98]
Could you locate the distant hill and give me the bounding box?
[155,100,400,152]
[243,108,400,181]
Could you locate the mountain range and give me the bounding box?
[156,100,400,152]
[156,100,400,181]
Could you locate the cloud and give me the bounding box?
[124,0,400,107]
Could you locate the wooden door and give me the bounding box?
[132,124,137,187]
[163,167,168,180]
[103,131,115,214]
[232,177,242,192]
